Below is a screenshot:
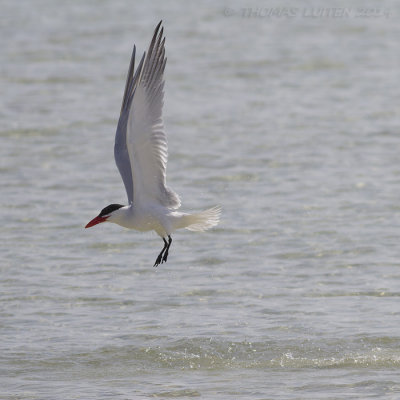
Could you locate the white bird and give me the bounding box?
[85,21,220,267]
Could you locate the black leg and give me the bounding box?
[162,235,172,263]
[154,237,168,267]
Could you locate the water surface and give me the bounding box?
[1,0,400,398]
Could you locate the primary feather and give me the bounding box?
[114,21,180,209]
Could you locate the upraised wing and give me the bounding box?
[114,21,180,209]
[114,44,143,204]
[127,22,180,208]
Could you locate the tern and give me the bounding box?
[85,22,220,266]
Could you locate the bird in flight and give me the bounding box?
[85,21,220,266]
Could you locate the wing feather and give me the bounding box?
[114,45,146,203]
[125,22,180,209]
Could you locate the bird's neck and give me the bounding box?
[107,205,132,227]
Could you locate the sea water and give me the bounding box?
[1,0,400,398]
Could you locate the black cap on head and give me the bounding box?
[99,204,124,217]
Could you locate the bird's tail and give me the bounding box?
[182,206,221,232]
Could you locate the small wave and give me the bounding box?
[59,337,400,372]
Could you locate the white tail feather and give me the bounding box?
[183,206,221,232]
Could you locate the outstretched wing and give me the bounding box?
[126,21,180,209]
[114,44,144,204]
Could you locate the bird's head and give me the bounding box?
[85,204,124,228]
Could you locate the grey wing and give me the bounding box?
[114,44,145,204]
[125,22,181,209]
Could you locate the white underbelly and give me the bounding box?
[119,211,166,235]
